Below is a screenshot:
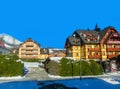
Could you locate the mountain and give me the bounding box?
[0,34,22,49]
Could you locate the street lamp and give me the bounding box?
[80,45,82,80]
[71,60,74,77]
[79,59,82,80]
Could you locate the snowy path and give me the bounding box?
[24,67,51,80]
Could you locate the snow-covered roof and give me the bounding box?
[49,57,75,62]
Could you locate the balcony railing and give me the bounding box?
[107,48,120,51]
[88,55,101,59]
[88,48,100,52]
[107,55,117,59]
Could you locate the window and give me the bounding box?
[76,46,79,50]
[102,45,106,48]
[76,53,79,56]
[87,45,92,48]
[94,45,98,48]
[107,45,112,48]
[94,52,98,55]
[88,52,91,55]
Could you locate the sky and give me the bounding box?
[0,0,120,48]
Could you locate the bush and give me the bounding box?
[59,58,104,76]
[46,60,59,75]
[89,60,103,75]
[80,61,93,76]
[45,57,104,76]
[59,58,72,76]
[0,54,24,77]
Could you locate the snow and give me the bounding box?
[0,76,24,80]
[49,57,75,62]
[48,74,62,78]
[101,78,120,84]
[48,48,65,53]
[0,33,22,49]
[24,62,39,68]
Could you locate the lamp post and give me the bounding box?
[71,60,74,77]
[80,59,82,80]
[80,45,82,80]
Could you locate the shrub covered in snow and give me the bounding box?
[0,54,24,76]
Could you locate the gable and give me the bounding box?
[107,33,120,44]
[100,27,118,44]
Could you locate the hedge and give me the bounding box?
[0,54,24,77]
[46,58,104,76]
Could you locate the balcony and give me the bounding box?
[26,45,34,47]
[26,52,33,54]
[88,55,101,59]
[107,55,117,59]
[107,48,120,51]
[88,48,100,52]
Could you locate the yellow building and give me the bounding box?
[18,38,49,59]
[65,25,120,61]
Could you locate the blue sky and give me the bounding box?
[0,0,120,48]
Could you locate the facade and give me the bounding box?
[65,25,120,62]
[18,38,48,59]
[49,49,66,57]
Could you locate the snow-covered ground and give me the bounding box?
[101,78,120,84]
[24,62,39,68]
[0,76,24,80]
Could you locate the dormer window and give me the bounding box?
[73,34,76,37]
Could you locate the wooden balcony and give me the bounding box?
[88,55,101,59]
[88,48,100,52]
[107,48,120,51]
[107,55,116,59]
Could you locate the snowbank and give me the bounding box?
[24,62,39,68]
[0,76,24,80]
[101,78,120,84]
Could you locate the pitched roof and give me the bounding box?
[19,38,40,47]
[65,25,119,46]
[99,26,117,42]
[66,36,81,46]
[74,30,99,44]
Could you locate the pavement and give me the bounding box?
[24,67,52,81]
